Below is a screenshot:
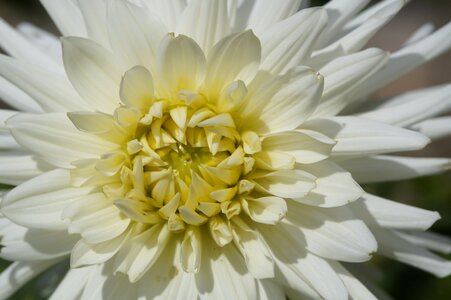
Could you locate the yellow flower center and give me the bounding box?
[71,93,263,242]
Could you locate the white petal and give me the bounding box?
[71,229,130,268]
[0,19,61,72]
[203,30,261,99]
[1,169,93,230]
[242,196,287,225]
[372,227,451,277]
[287,202,378,262]
[260,8,328,74]
[114,223,171,282]
[351,193,440,231]
[303,117,430,158]
[397,231,451,255]
[312,48,388,117]
[241,66,324,134]
[195,238,259,299]
[351,22,451,99]
[0,54,90,112]
[177,0,231,54]
[251,169,316,198]
[331,262,378,300]
[63,193,130,244]
[360,84,451,127]
[293,160,363,207]
[62,37,123,113]
[245,0,302,35]
[0,152,52,185]
[314,0,369,48]
[39,0,86,36]
[262,130,335,164]
[261,223,348,300]
[0,260,58,300]
[311,1,404,66]
[0,76,41,112]
[256,280,285,300]
[7,112,116,168]
[17,23,62,64]
[120,65,154,111]
[341,155,451,183]
[107,0,167,74]
[1,225,78,261]
[231,217,274,279]
[49,265,96,300]
[157,34,206,97]
[404,22,435,46]
[77,0,109,47]
[140,0,186,30]
[413,116,451,140]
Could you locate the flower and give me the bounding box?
[0,0,451,299]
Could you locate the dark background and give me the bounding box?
[0,0,450,299]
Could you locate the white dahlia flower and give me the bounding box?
[0,0,451,299]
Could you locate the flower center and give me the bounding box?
[72,95,263,236]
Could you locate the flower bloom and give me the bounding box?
[0,0,451,299]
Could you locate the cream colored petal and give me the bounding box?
[204,30,261,99]
[0,224,78,261]
[350,22,451,101]
[0,54,90,112]
[62,193,130,244]
[78,0,109,47]
[62,37,123,113]
[1,169,93,230]
[140,0,186,30]
[0,19,61,72]
[177,0,231,54]
[372,227,451,278]
[49,265,96,300]
[340,155,451,183]
[0,260,59,300]
[114,223,171,282]
[302,117,430,159]
[397,231,451,255]
[7,112,116,168]
[351,193,440,231]
[359,84,451,127]
[260,8,328,74]
[0,152,52,185]
[252,169,316,198]
[262,130,335,164]
[119,65,154,111]
[0,76,41,112]
[241,66,323,134]
[231,217,274,279]
[180,226,202,273]
[39,0,86,36]
[413,116,451,141]
[331,263,378,300]
[17,23,62,65]
[312,48,388,117]
[261,224,348,300]
[316,0,370,47]
[244,0,302,35]
[107,0,167,74]
[157,34,206,98]
[70,229,130,268]
[287,202,378,262]
[293,160,363,207]
[242,196,287,225]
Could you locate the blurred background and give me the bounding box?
[0,0,450,299]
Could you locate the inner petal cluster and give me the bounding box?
[110,100,260,235]
[67,69,287,250]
